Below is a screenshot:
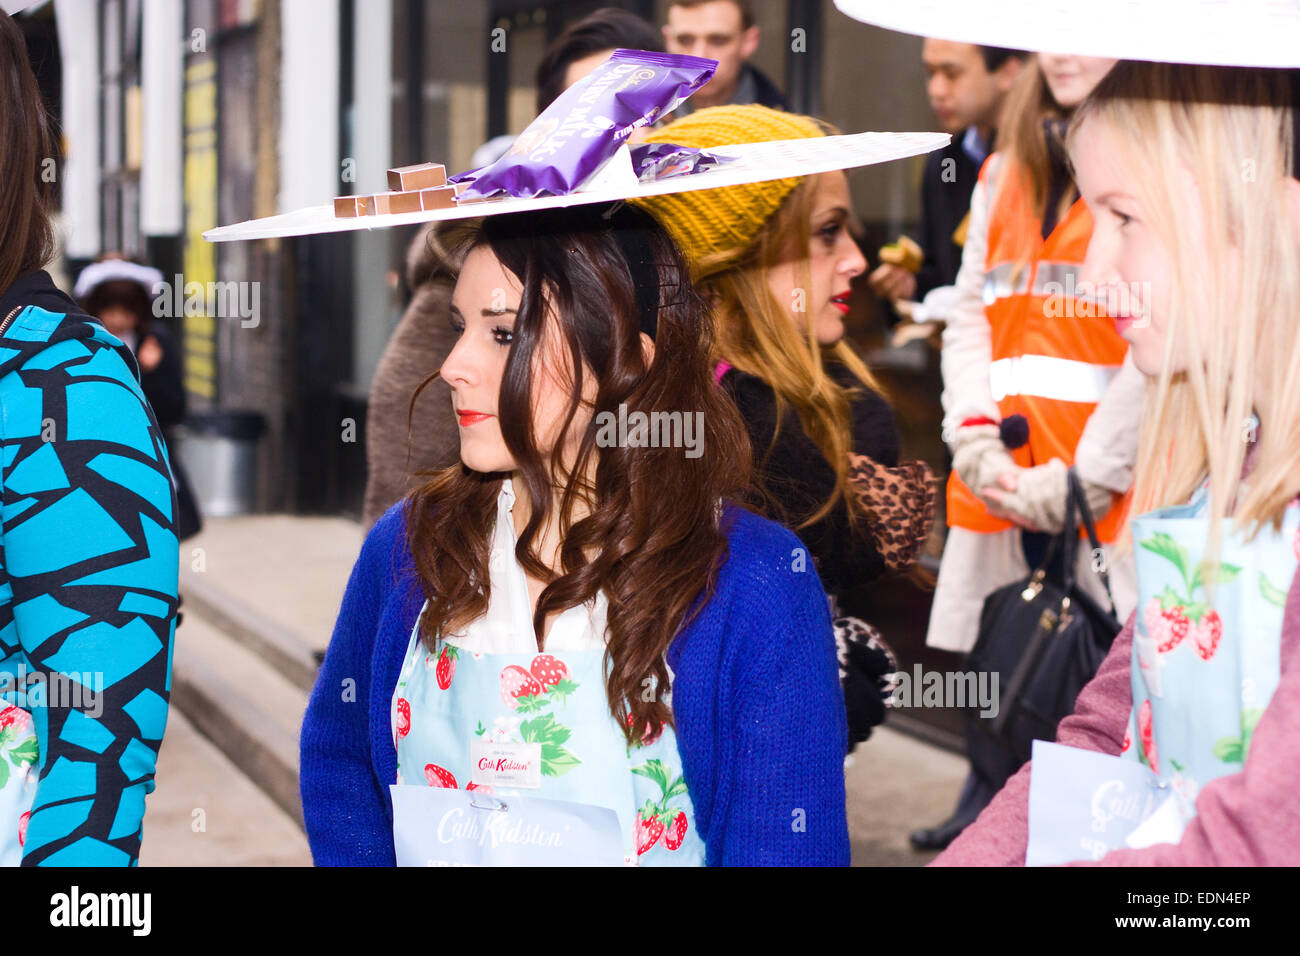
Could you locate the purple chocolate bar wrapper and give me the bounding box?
[458,49,716,200]
[629,142,734,182]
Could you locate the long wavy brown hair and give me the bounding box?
[0,10,56,295]
[405,203,752,743]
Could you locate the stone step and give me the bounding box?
[170,608,309,830]
[181,567,321,692]
[142,709,312,866]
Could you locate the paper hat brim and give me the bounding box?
[203,131,949,243]
[833,0,1300,68]
[1,0,51,15]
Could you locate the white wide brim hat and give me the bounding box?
[73,260,166,300]
[833,0,1300,68]
[203,132,949,243]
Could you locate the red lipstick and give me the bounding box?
[457,409,492,427]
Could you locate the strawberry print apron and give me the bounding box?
[0,704,39,866]
[1120,485,1296,829]
[1027,483,1296,862]
[389,602,705,866]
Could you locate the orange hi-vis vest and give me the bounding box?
[947,158,1132,541]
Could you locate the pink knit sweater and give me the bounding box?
[933,566,1300,866]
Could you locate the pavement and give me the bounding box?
[149,513,965,866]
[846,724,967,866]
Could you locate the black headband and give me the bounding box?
[607,209,661,341]
[1292,69,1299,182]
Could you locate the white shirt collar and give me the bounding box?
[498,475,517,524]
[443,477,607,654]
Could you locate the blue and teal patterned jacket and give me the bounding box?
[0,270,179,866]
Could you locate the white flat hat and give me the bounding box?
[72,260,166,301]
[833,0,1300,68]
[204,131,949,243]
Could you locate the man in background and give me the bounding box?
[662,0,785,113]
[869,41,1024,306]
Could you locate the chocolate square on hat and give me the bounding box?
[387,163,447,192]
[418,186,458,210]
[369,191,424,215]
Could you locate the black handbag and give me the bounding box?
[963,468,1122,784]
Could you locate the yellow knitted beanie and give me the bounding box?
[632,104,826,273]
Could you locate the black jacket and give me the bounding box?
[675,62,787,116]
[912,137,983,299]
[721,360,903,748]
[742,62,787,111]
[135,320,186,431]
[720,360,900,610]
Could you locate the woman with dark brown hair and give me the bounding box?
[299,202,851,866]
[0,9,178,866]
[362,8,665,527]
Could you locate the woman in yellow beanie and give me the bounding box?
[636,104,936,751]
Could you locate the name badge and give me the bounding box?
[471,739,542,789]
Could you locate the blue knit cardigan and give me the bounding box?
[299,500,851,866]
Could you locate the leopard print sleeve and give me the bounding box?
[846,452,937,574]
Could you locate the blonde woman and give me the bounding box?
[938,61,1300,865]
[636,105,935,749]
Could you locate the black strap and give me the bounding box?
[605,203,660,341]
[1060,465,1079,595]
[1068,466,1117,615]
[1028,466,1116,615]
[1291,69,1299,183]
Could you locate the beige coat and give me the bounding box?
[362,225,462,527]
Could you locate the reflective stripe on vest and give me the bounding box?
[1032,261,1084,296]
[985,261,1086,305]
[982,262,1030,305]
[988,354,1121,404]
[947,154,1131,541]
